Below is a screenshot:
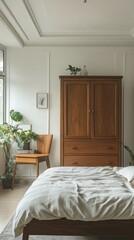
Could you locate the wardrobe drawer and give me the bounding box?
[64,155,119,167]
[64,141,119,154]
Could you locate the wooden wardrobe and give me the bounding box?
[60,75,122,167]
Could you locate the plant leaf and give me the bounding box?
[123,143,134,165]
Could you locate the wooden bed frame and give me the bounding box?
[22,218,134,240]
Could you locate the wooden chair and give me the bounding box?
[12,134,53,189]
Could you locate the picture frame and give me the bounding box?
[18,124,32,131]
[36,93,48,109]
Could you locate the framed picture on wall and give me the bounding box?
[36,93,48,109]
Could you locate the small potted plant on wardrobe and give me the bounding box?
[66,65,81,75]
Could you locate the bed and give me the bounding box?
[12,166,134,240]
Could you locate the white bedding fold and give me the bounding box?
[13,166,134,237]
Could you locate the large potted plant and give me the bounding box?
[0,110,38,188]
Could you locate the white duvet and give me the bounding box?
[13,166,134,237]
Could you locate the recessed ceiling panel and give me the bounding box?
[0,0,134,47]
[29,0,134,34]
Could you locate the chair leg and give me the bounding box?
[36,161,39,177]
[46,157,50,168]
[11,163,17,190]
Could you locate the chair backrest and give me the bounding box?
[37,134,53,154]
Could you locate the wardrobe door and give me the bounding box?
[64,80,90,138]
[91,79,120,139]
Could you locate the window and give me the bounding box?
[0,47,6,124]
[0,50,4,72]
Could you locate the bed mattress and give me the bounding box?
[13,166,134,237]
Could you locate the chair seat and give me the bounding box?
[16,154,49,164]
[16,153,49,158]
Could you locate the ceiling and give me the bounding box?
[0,0,134,48]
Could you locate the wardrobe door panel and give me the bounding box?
[64,81,90,138]
[91,80,120,139]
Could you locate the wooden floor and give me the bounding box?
[0,178,34,233]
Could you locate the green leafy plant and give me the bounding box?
[10,109,23,122]
[66,65,81,75]
[0,110,38,183]
[123,144,134,166]
[0,160,14,180]
[17,129,38,149]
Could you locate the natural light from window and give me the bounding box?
[0,50,4,72]
[0,48,5,123]
[0,78,3,124]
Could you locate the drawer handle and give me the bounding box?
[72,146,78,150]
[71,161,77,164]
[108,146,113,150]
[106,161,113,165]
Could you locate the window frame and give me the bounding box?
[0,45,6,123]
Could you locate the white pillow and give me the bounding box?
[117,166,134,182]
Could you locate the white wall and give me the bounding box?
[5,46,134,176]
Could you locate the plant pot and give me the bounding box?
[2,178,13,189]
[71,72,77,75]
[23,142,30,150]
